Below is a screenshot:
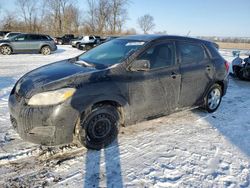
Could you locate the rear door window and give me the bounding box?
[178,42,206,64]
[29,35,42,41]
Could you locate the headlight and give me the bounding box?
[28,88,76,106]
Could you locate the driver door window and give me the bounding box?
[137,42,175,69]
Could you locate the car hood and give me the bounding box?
[15,59,101,98]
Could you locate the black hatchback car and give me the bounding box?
[9,35,229,149]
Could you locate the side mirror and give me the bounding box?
[130,60,150,71]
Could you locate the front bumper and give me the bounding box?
[8,93,80,146]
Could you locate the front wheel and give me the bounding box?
[79,105,120,150]
[204,84,222,113]
[1,45,12,55]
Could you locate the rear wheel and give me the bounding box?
[79,105,120,150]
[41,46,51,55]
[204,84,222,113]
[1,45,12,55]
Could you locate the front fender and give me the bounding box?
[0,42,11,47]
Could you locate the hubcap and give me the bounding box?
[1,46,11,55]
[208,88,221,110]
[91,118,112,139]
[42,47,50,55]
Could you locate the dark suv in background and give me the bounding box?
[0,33,57,55]
[9,35,229,150]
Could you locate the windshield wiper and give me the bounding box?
[75,60,95,67]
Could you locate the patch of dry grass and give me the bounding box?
[216,42,250,50]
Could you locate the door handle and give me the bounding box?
[171,72,177,79]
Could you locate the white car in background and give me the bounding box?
[71,35,100,48]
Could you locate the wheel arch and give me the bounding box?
[215,81,225,96]
[0,43,13,50]
[89,99,126,126]
[39,44,51,52]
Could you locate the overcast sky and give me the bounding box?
[1,0,250,37]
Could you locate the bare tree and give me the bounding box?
[95,0,110,34]
[1,11,20,31]
[86,0,97,33]
[108,0,129,34]
[85,0,129,35]
[137,14,155,34]
[63,4,80,34]
[44,0,80,36]
[16,0,38,32]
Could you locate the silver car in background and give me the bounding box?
[0,33,57,55]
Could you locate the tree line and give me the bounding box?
[0,0,128,36]
[0,0,157,36]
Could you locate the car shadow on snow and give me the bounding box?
[54,48,66,54]
[0,77,16,98]
[83,139,123,187]
[193,79,250,157]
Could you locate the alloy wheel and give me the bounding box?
[208,88,221,110]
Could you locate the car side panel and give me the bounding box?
[177,41,214,107]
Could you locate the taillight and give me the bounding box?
[224,61,229,72]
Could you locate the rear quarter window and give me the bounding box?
[206,43,222,59]
[40,35,50,40]
[178,42,206,64]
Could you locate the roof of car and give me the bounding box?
[119,34,212,44]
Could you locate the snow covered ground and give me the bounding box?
[0,46,249,187]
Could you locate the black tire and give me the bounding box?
[85,44,92,51]
[233,66,245,80]
[79,105,120,150]
[204,84,222,113]
[1,45,12,55]
[41,46,51,55]
[76,43,81,49]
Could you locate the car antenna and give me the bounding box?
[186,31,191,36]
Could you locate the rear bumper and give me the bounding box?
[8,93,79,146]
[51,45,57,52]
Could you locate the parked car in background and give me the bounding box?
[55,34,75,45]
[0,33,57,55]
[4,32,22,39]
[9,35,229,150]
[78,36,119,51]
[232,55,250,80]
[72,35,101,49]
[0,31,11,39]
[70,36,83,45]
[102,36,120,43]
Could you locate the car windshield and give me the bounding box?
[78,39,146,67]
